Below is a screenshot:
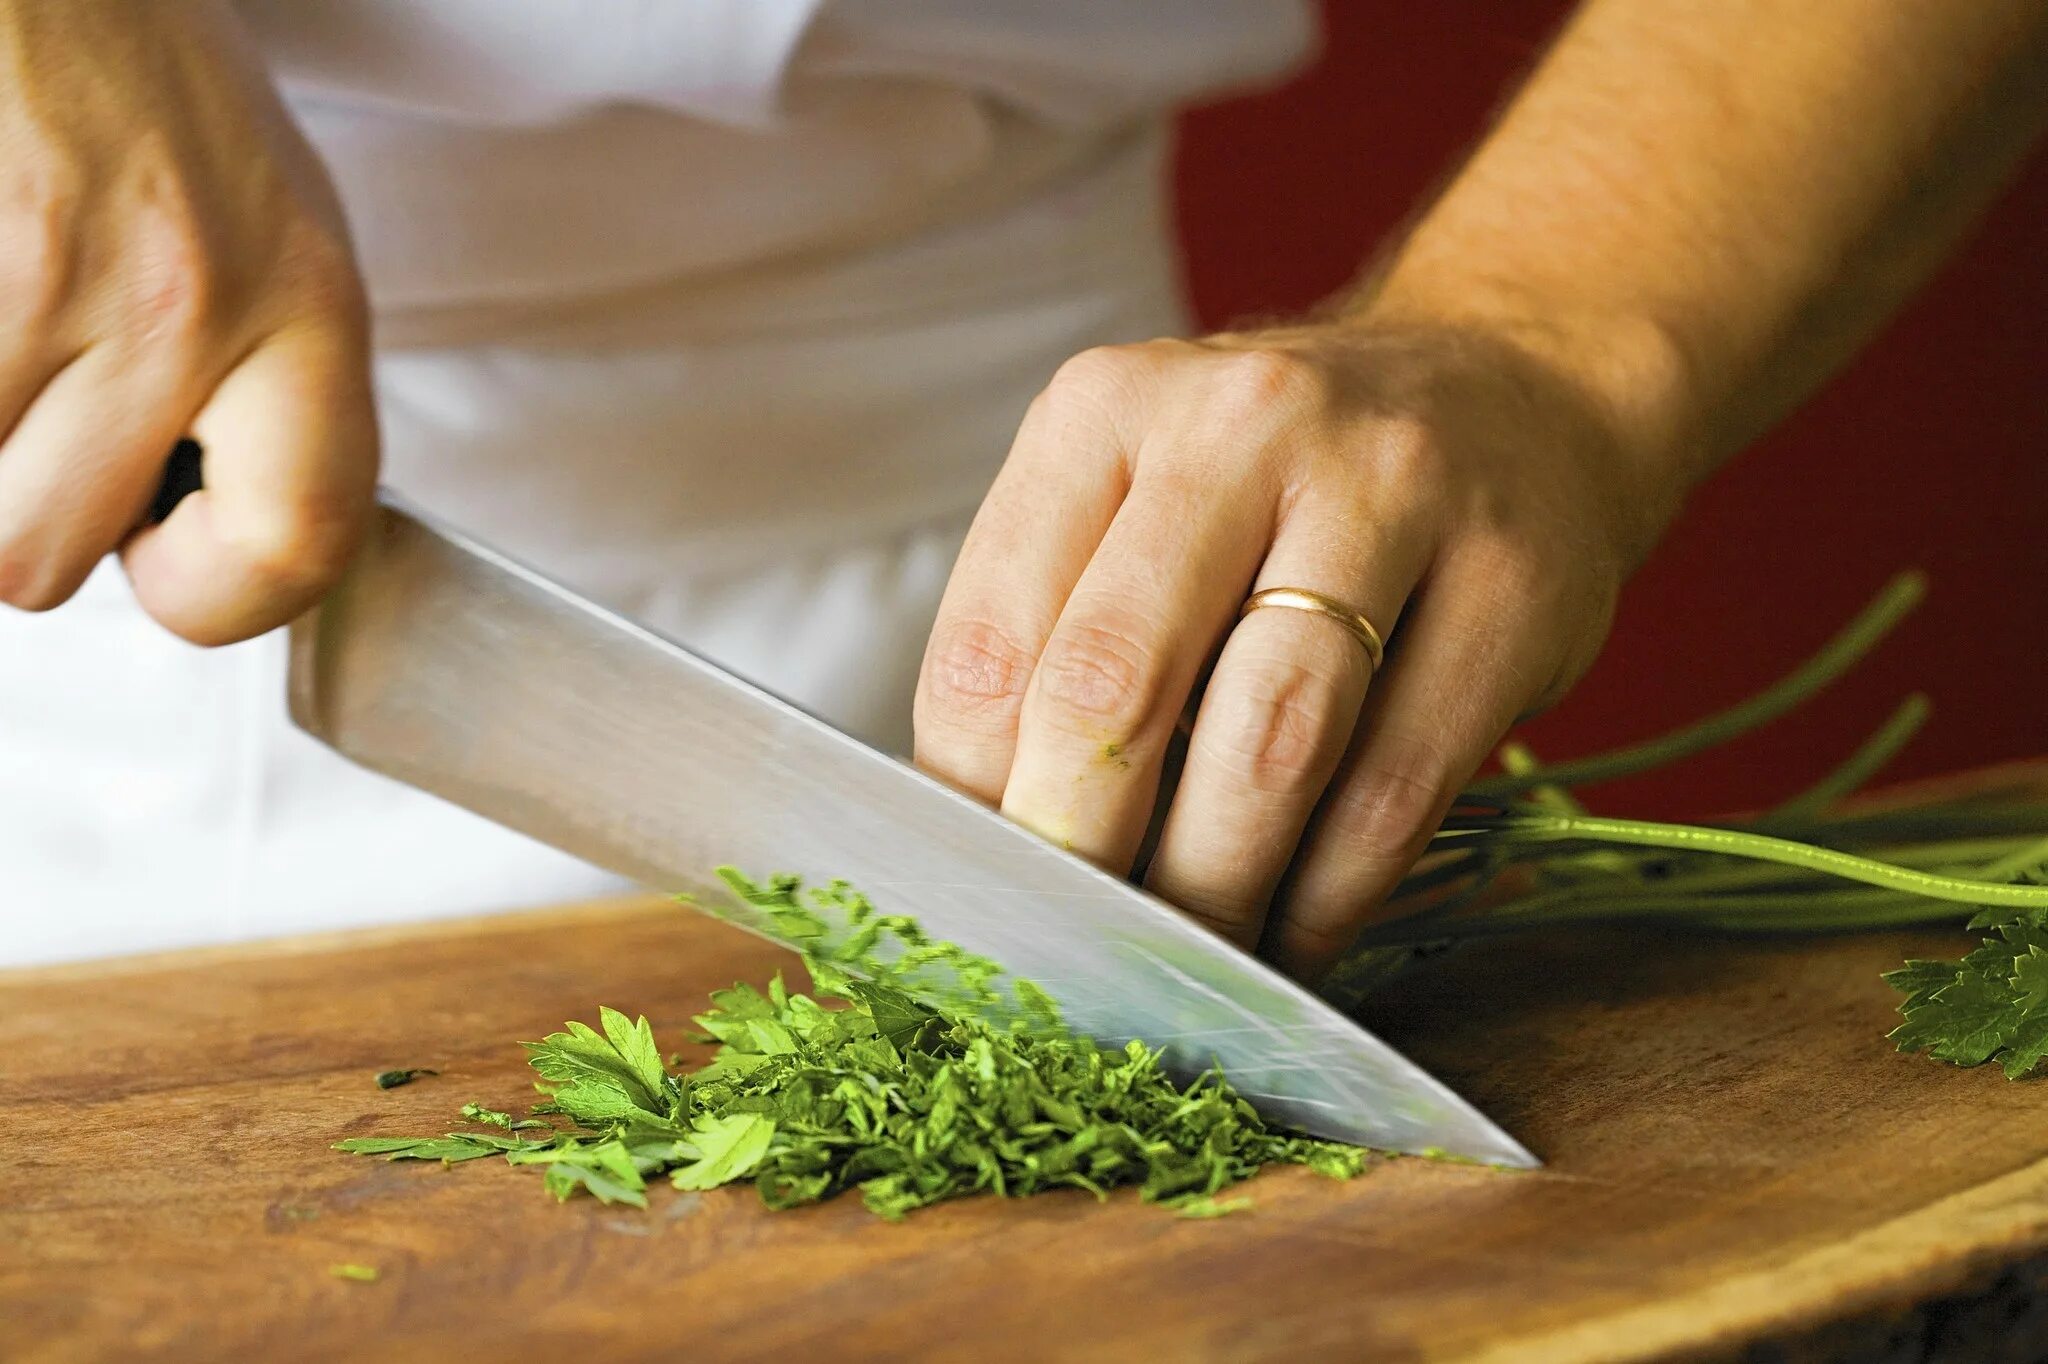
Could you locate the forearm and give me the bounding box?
[1348,0,2048,508]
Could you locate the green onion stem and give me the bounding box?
[1495,740,1585,816]
[1381,849,1490,899]
[1374,853,1515,932]
[1979,834,2048,882]
[1466,572,1925,799]
[1771,803,2048,847]
[1439,813,2048,908]
[1763,693,1931,823]
[1458,834,2042,923]
[1362,887,1957,946]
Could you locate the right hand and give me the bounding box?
[0,0,377,644]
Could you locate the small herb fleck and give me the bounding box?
[373,1068,438,1090]
[330,1263,380,1282]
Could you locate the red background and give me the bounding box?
[1172,1,2047,818]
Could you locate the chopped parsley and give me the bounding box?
[337,874,1374,1219]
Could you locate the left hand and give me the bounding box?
[913,321,1679,981]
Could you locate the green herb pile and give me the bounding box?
[338,873,1371,1219]
[1319,572,2048,1075]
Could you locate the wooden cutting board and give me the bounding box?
[6,895,2048,1363]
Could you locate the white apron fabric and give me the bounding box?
[0,2,1314,966]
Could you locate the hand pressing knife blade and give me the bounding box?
[157,459,1536,1166]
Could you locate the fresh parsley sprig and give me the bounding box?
[1323,572,2048,1078]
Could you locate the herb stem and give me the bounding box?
[1467,573,1924,799]
[1495,740,1586,816]
[1769,803,2048,847]
[1763,692,1930,823]
[1979,834,2048,882]
[1458,834,2038,926]
[1439,812,2048,908]
[1361,887,1956,946]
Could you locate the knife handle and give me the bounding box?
[147,439,205,525]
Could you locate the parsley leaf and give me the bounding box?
[839,979,929,1050]
[599,1007,670,1101]
[670,1114,776,1191]
[1888,909,2048,1077]
[523,1011,681,1128]
[542,1161,647,1208]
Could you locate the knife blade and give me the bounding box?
[287,498,1537,1167]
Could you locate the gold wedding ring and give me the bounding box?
[1239,587,1387,673]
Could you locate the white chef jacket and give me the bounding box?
[0,1,1315,965]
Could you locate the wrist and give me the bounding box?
[1341,272,1710,554]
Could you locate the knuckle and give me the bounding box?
[1038,345,1149,420]
[1197,663,1347,798]
[1359,417,1450,503]
[125,191,224,345]
[223,502,362,595]
[1451,477,1543,551]
[0,159,84,326]
[131,250,217,346]
[1174,899,1261,948]
[1458,531,1613,656]
[1279,913,1360,958]
[1329,729,1458,863]
[1047,345,1135,395]
[1211,349,1322,419]
[118,130,225,327]
[1463,531,1550,603]
[920,618,1037,724]
[1031,617,1166,738]
[275,221,368,328]
[0,550,76,613]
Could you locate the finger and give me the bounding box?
[1270,543,1565,980]
[999,452,1274,871]
[913,353,1144,802]
[0,214,82,442]
[0,340,71,450]
[1143,500,1429,949]
[121,323,378,644]
[0,344,205,610]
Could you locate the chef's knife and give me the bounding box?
[284,496,1537,1167]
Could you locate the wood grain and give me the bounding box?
[5,896,2048,1363]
